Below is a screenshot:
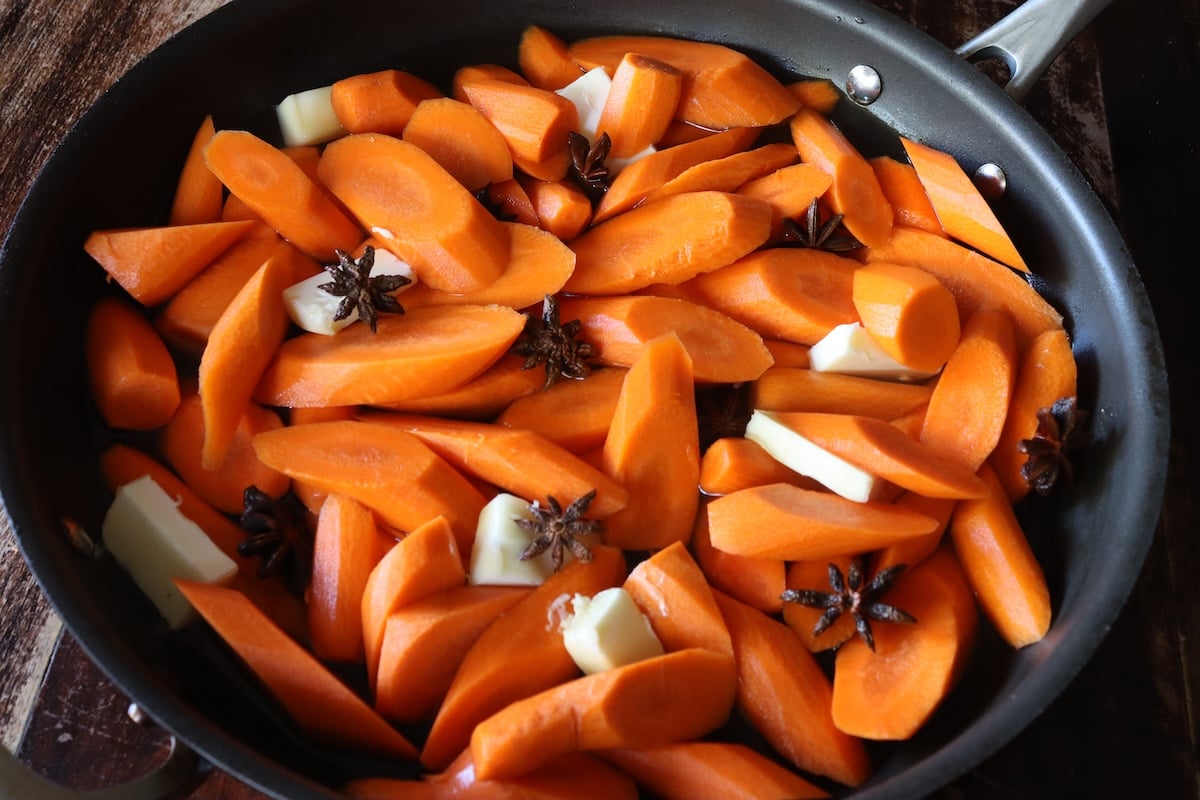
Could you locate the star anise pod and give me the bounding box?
[568,131,612,204]
[517,490,603,572]
[781,198,862,253]
[781,560,915,651]
[319,245,410,334]
[696,383,753,453]
[510,294,596,389]
[238,486,314,596]
[1018,396,1087,496]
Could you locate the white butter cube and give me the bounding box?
[282,248,414,335]
[102,475,238,629]
[809,322,938,382]
[276,85,345,147]
[469,493,559,586]
[562,587,664,675]
[745,409,883,503]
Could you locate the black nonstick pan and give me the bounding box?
[0,0,1169,797]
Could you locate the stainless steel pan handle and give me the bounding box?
[956,0,1114,100]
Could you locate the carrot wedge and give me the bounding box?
[643,143,798,205]
[691,504,787,614]
[623,541,734,655]
[852,261,961,372]
[403,98,514,191]
[596,53,683,159]
[737,162,834,240]
[85,296,181,431]
[459,78,579,165]
[516,178,592,242]
[330,69,444,136]
[872,491,958,575]
[469,647,737,781]
[750,366,933,419]
[786,77,841,115]
[377,353,545,421]
[494,366,628,453]
[869,155,945,237]
[699,436,822,497]
[173,579,418,760]
[169,114,224,226]
[518,24,585,91]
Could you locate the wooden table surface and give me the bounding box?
[1,0,1197,797]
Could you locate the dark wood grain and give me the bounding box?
[1,0,1197,798]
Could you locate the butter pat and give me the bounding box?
[810,322,938,382]
[102,474,238,629]
[745,408,882,503]
[276,85,345,147]
[562,587,664,675]
[469,493,557,586]
[282,248,414,335]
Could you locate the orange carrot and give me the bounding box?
[643,143,798,205]
[737,162,834,240]
[919,308,1018,472]
[478,178,539,226]
[452,64,529,103]
[511,146,572,183]
[198,242,300,470]
[750,366,932,419]
[568,35,800,129]
[403,98,514,191]
[761,339,811,368]
[852,262,961,372]
[494,366,628,453]
[375,585,530,723]
[458,78,579,164]
[596,53,683,158]
[900,136,1028,272]
[421,546,627,771]
[361,515,467,687]
[869,155,945,236]
[948,464,1051,648]
[623,540,733,655]
[377,353,545,421]
[174,579,418,760]
[865,226,1063,349]
[656,119,725,147]
[690,505,787,614]
[318,133,509,293]
[831,545,978,739]
[989,327,1078,501]
[308,492,395,663]
[84,219,256,307]
[781,555,858,652]
[469,647,737,781]
[706,482,938,561]
[871,491,958,575]
[557,295,772,383]
[789,107,893,248]
[169,115,223,225]
[358,412,629,519]
[786,78,842,115]
[599,741,829,800]
[158,392,290,514]
[253,304,526,408]
[676,247,859,345]
[203,130,363,261]
[713,588,871,787]
[601,333,700,550]
[289,405,358,425]
[698,436,823,497]
[518,25,585,90]
[330,69,444,136]
[85,295,181,431]
[515,177,592,241]
[564,191,772,295]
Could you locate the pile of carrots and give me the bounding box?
[82,23,1079,799]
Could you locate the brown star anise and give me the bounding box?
[319,245,410,334]
[517,490,603,572]
[696,383,753,453]
[781,559,915,651]
[568,131,611,204]
[1018,396,1087,496]
[238,486,314,596]
[510,294,596,389]
[781,198,862,253]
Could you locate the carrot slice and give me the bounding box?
[459,78,579,164]
[469,647,737,781]
[452,64,529,103]
[869,155,945,236]
[761,339,811,368]
[558,295,772,383]
[568,35,800,129]
[677,247,859,345]
[564,191,772,295]
[251,419,488,551]
[781,555,858,652]
[515,177,592,241]
[643,143,798,206]
[596,53,683,158]
[919,308,1018,471]
[494,366,627,453]
[706,482,938,561]
[699,435,823,497]
[253,304,527,408]
[623,540,733,655]
[169,115,224,226]
[599,741,829,800]
[871,491,958,575]
[789,108,892,248]
[601,333,700,550]
[203,130,363,261]
[330,69,444,136]
[989,327,1078,501]
[309,492,394,663]
[375,585,530,723]
[478,178,539,226]
[900,136,1028,272]
[750,366,933,419]
[691,504,786,614]
[318,133,509,293]
[85,296,181,431]
[518,25,585,90]
[949,464,1051,648]
[831,545,979,739]
[377,353,545,421]
[737,162,834,240]
[173,579,418,760]
[403,98,514,191]
[84,219,256,307]
[421,545,627,771]
[358,412,629,518]
[656,119,723,147]
[852,262,961,372]
[786,78,842,115]
[713,588,871,787]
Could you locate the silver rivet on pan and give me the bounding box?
[846,65,881,105]
[973,162,1008,200]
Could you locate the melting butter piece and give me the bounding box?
[562,587,664,675]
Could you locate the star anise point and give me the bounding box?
[516,490,603,572]
[319,245,410,334]
[781,559,915,651]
